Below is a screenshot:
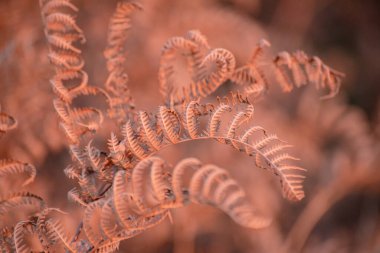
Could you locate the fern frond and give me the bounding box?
[81,155,268,250]
[111,97,306,201]
[41,0,107,146]
[103,1,141,124]
[274,50,345,99]
[132,157,269,228]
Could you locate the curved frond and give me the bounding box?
[132,157,270,229]
[159,31,238,105]
[273,50,345,99]
[104,1,142,123]
[40,0,106,145]
[110,96,306,201]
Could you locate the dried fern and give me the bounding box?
[104,1,142,123]
[40,0,106,145]
[10,208,72,252]
[273,50,345,99]
[106,94,305,201]
[32,1,358,252]
[81,156,270,251]
[158,32,344,105]
[159,30,236,106]
[0,101,72,252]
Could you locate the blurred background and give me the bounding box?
[0,0,379,252]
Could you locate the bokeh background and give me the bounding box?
[1,0,379,252]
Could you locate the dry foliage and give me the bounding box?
[0,0,378,252]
